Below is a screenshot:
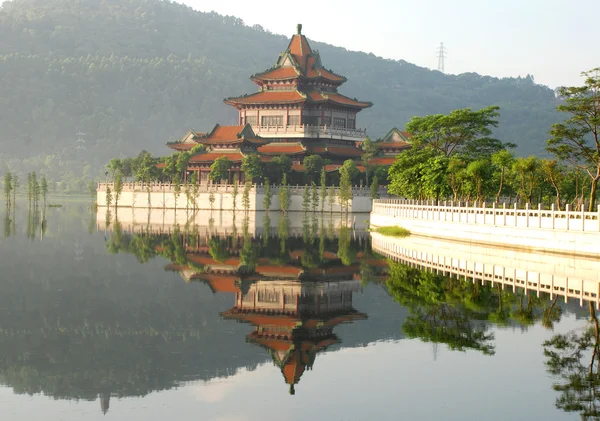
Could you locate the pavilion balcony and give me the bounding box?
[252,124,367,141]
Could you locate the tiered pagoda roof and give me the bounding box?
[250,24,347,85]
[225,90,371,109]
[368,127,413,165]
[167,124,266,152]
[224,24,372,111]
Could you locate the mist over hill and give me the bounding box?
[0,0,559,190]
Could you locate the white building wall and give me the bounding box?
[97,183,377,213]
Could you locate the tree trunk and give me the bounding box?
[588,176,599,212]
[495,167,505,204]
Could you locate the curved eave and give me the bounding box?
[324,99,372,109]
[224,98,306,107]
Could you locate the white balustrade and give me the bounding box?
[371,199,600,233]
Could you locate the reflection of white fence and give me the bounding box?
[96,208,371,237]
[371,233,600,308]
[372,199,600,232]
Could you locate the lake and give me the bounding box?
[0,204,597,421]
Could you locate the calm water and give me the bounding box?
[0,204,597,421]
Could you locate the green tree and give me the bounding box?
[421,154,451,203]
[303,155,324,183]
[361,136,377,186]
[209,156,232,183]
[447,156,467,201]
[135,152,159,207]
[540,159,566,210]
[3,172,12,208]
[388,147,437,199]
[107,158,122,180]
[105,185,113,208]
[491,149,514,203]
[328,185,335,213]
[241,154,263,183]
[405,106,503,158]
[266,155,292,182]
[547,69,600,212]
[88,181,96,206]
[513,156,540,205]
[311,181,318,212]
[466,159,490,203]
[242,181,251,211]
[320,167,327,212]
[263,179,272,213]
[339,160,358,212]
[543,303,600,419]
[302,184,310,213]
[114,171,123,209]
[12,175,19,207]
[40,175,48,207]
[370,175,380,200]
[279,174,291,214]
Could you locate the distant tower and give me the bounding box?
[437,42,447,73]
[76,132,86,150]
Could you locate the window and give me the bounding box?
[322,116,331,126]
[347,117,356,129]
[258,290,280,303]
[304,116,319,126]
[333,117,346,128]
[287,115,300,126]
[261,115,283,127]
[246,116,257,126]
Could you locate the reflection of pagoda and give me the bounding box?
[159,232,379,393]
[221,279,366,394]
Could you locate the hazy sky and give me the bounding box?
[182,0,598,88]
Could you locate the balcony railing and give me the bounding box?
[253,124,367,139]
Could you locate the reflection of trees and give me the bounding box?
[386,261,566,356]
[544,302,600,420]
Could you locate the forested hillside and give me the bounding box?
[0,0,559,191]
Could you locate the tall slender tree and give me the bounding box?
[320,167,327,212]
[3,172,12,209]
[547,69,600,212]
[40,175,48,207]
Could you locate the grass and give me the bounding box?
[373,226,411,238]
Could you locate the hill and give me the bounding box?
[0,0,559,191]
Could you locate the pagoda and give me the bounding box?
[166,24,373,184]
[369,127,413,166]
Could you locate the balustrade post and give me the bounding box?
[538,203,542,228]
[598,205,600,232]
[582,204,586,232]
[492,202,496,226]
[525,203,530,228]
[551,203,555,229]
[514,203,518,226]
[482,202,486,224]
[566,204,570,231]
[502,203,506,226]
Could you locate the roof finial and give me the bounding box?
[297,23,302,35]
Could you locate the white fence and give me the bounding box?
[372,199,600,232]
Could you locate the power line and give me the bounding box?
[437,42,447,73]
